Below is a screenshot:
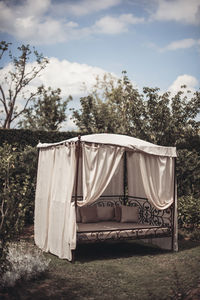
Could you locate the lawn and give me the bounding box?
[1,232,200,300]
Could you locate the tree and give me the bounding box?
[0,41,11,61]
[72,72,200,198]
[19,86,72,131]
[71,71,146,137]
[0,41,49,129]
[72,71,200,147]
[143,86,200,146]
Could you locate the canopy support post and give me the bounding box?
[123,151,127,205]
[171,157,176,251]
[74,135,81,208]
[72,135,81,263]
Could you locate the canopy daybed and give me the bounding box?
[34,133,178,262]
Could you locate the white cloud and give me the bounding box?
[61,116,78,131]
[0,57,115,128]
[51,0,122,17]
[0,57,114,108]
[168,74,199,96]
[0,0,70,44]
[0,0,144,44]
[0,0,89,45]
[93,16,128,35]
[93,14,144,35]
[36,57,113,98]
[161,38,200,51]
[152,0,200,25]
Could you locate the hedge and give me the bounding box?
[0,129,79,148]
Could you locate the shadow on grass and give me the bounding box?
[0,276,87,300]
[178,239,200,251]
[74,240,167,262]
[74,239,200,263]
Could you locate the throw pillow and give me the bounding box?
[114,206,122,222]
[120,205,139,223]
[80,206,98,223]
[97,206,115,221]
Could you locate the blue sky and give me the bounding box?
[0,0,200,129]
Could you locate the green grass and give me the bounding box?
[1,239,200,300]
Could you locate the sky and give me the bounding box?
[0,0,200,130]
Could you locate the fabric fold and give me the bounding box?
[35,144,77,261]
[78,143,124,207]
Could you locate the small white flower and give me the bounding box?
[1,241,50,288]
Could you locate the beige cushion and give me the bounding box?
[120,205,139,223]
[97,206,115,221]
[80,206,98,223]
[114,206,122,222]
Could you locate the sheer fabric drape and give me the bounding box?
[35,144,77,261]
[102,155,124,196]
[127,152,178,251]
[127,152,174,210]
[78,143,124,206]
[34,147,55,250]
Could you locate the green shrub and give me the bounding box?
[176,149,200,198]
[178,195,200,229]
[0,128,78,148]
[0,143,37,262]
[0,241,50,288]
[18,145,38,224]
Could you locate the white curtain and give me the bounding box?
[127,152,178,251]
[78,143,124,206]
[34,147,55,250]
[102,155,124,196]
[127,152,174,210]
[35,144,77,261]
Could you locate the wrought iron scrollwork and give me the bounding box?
[75,195,173,229]
[126,197,173,228]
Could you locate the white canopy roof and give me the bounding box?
[37,133,177,157]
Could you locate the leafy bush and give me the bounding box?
[18,145,38,224]
[176,149,200,198]
[178,195,200,229]
[178,228,200,241]
[0,241,50,288]
[0,128,78,148]
[0,143,37,261]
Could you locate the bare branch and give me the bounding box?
[0,84,8,115]
[11,91,38,122]
[0,41,11,60]
[0,43,49,128]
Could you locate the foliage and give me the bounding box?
[0,143,37,260]
[19,146,38,224]
[0,241,50,288]
[0,41,11,60]
[72,72,200,147]
[176,149,200,197]
[0,41,48,129]
[179,228,200,241]
[72,72,146,137]
[19,86,72,131]
[0,129,79,243]
[178,195,200,229]
[0,128,78,148]
[142,86,200,146]
[72,71,200,198]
